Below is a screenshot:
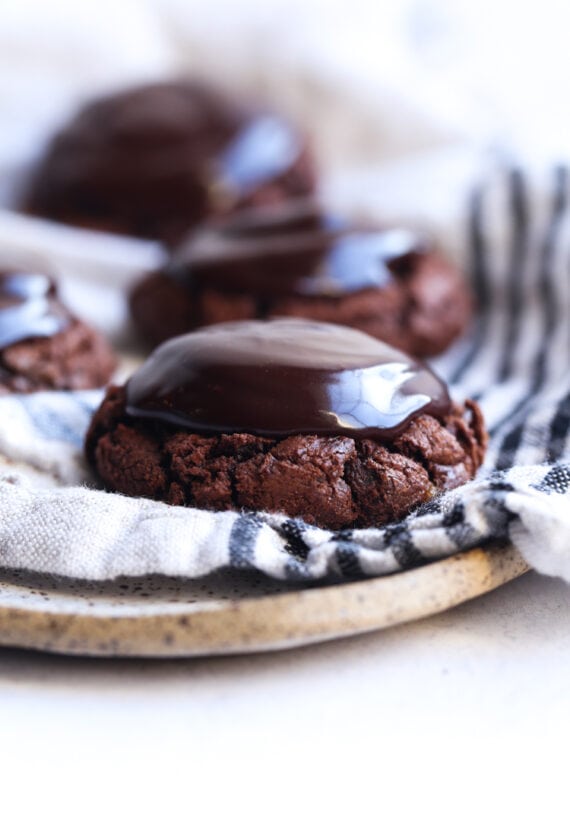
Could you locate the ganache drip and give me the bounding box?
[125,319,450,441]
[0,270,70,349]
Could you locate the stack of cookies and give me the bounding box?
[11,79,485,528]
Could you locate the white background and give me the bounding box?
[1,572,569,818]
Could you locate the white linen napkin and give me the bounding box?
[0,162,567,582]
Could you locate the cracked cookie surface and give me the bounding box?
[85,385,486,529]
[0,319,116,394]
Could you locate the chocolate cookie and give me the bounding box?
[0,269,116,394]
[86,320,486,529]
[22,81,316,243]
[130,201,471,357]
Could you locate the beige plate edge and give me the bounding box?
[0,542,530,658]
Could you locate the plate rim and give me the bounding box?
[0,541,529,658]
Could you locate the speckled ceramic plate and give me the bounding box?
[0,542,528,657]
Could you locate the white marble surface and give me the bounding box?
[0,571,568,817]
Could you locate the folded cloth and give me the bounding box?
[0,462,567,581]
[0,164,568,582]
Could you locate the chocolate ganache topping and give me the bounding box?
[125,319,450,441]
[167,201,427,297]
[212,114,303,204]
[0,270,69,348]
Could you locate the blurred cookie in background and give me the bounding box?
[130,199,471,357]
[21,80,317,245]
[0,267,116,393]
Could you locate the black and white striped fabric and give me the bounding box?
[0,165,568,583]
[441,165,570,472]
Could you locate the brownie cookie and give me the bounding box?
[130,201,471,357]
[22,81,316,243]
[0,269,116,394]
[86,319,486,529]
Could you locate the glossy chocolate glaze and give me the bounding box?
[0,270,69,349]
[167,201,426,297]
[125,319,450,441]
[214,114,303,202]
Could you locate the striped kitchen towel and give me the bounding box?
[0,164,568,582]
